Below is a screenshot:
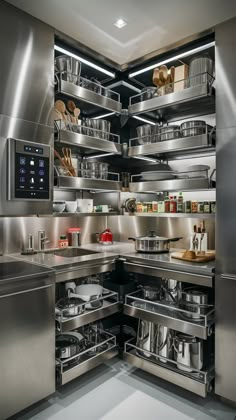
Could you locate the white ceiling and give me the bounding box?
[6,0,236,65]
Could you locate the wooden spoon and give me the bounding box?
[153,68,160,87]
[54,149,73,176]
[74,107,81,124]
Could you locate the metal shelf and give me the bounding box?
[55,175,122,192]
[129,177,215,193]
[124,339,214,397]
[48,212,118,217]
[124,290,214,339]
[56,290,120,332]
[56,75,122,114]
[128,77,215,122]
[131,213,215,219]
[128,132,215,159]
[55,120,122,156]
[56,330,117,385]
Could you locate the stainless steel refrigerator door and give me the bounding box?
[215,274,236,401]
[0,278,55,419]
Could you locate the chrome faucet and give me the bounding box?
[38,230,50,251]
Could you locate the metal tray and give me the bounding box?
[56,330,117,385]
[123,339,214,397]
[54,120,122,156]
[56,73,122,114]
[124,290,214,339]
[56,289,120,332]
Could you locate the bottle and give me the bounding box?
[165,196,170,213]
[177,192,184,213]
[58,235,68,248]
[170,196,177,213]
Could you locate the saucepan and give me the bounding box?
[128,230,182,253]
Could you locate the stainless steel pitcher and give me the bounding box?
[173,333,203,372]
[156,325,173,363]
[136,320,157,358]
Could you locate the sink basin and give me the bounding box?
[44,248,100,258]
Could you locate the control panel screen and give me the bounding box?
[15,152,50,199]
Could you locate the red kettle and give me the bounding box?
[98,229,113,245]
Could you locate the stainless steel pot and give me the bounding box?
[142,286,161,301]
[161,279,182,303]
[180,288,209,320]
[55,55,81,85]
[173,333,203,372]
[180,120,208,137]
[137,124,153,144]
[56,332,85,359]
[159,125,180,141]
[129,231,182,253]
[140,86,158,101]
[56,297,85,317]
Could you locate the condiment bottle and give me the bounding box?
[58,235,68,248]
[177,192,184,213]
[165,196,170,213]
[170,196,177,213]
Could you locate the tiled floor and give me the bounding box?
[13,358,236,420]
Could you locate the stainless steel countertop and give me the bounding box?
[82,243,215,276]
[0,255,54,284]
[11,242,215,276]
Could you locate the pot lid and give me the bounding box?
[136,231,169,241]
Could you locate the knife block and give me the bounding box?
[190,233,208,252]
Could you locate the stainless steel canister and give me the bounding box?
[55,55,81,85]
[189,55,214,87]
[155,325,173,363]
[136,320,158,358]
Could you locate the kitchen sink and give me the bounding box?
[43,248,100,258]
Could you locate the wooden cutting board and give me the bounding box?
[171,251,215,263]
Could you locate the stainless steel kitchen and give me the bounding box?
[0,0,236,419]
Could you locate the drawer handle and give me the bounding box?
[0,283,53,299]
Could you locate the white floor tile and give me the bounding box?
[13,359,236,420]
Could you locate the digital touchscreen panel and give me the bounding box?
[15,152,50,199]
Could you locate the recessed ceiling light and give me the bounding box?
[114,18,127,29]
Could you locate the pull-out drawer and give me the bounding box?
[124,290,214,339]
[123,260,213,288]
[56,289,121,332]
[123,339,214,398]
[56,330,117,386]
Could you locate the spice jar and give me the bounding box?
[203,201,210,213]
[158,201,165,213]
[185,201,191,213]
[210,201,216,214]
[136,202,143,213]
[197,202,204,213]
[165,196,170,213]
[191,200,198,213]
[152,201,158,213]
[147,202,153,213]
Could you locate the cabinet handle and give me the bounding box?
[123,261,210,278]
[0,283,53,299]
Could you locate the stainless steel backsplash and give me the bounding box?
[0,215,215,255]
[1,216,107,254]
[107,216,215,250]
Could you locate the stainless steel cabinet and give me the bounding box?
[0,277,55,420]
